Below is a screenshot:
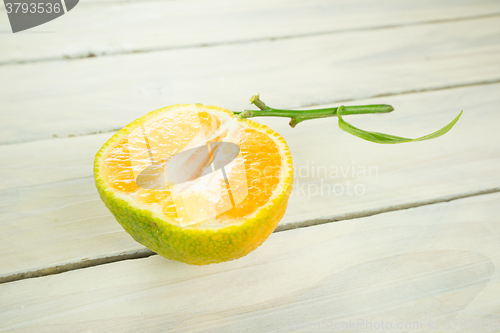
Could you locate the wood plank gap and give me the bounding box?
[2,187,498,285]
[0,249,156,284]
[2,12,499,66]
[275,187,500,232]
[301,78,500,107]
[2,77,499,146]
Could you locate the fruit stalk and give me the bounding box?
[235,94,394,127]
[235,94,462,144]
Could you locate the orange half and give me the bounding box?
[94,104,293,264]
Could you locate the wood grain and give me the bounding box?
[1,0,499,64]
[1,16,500,144]
[1,83,499,281]
[1,193,499,332]
[2,0,499,328]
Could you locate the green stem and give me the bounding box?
[234,95,393,127]
[233,94,462,144]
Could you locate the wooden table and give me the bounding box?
[1,1,500,331]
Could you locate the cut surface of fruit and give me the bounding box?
[94,104,293,265]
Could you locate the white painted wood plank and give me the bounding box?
[1,83,499,280]
[1,17,500,144]
[0,134,103,191]
[1,193,499,332]
[1,0,499,64]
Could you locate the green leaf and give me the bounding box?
[336,106,463,144]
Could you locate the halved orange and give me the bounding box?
[94,104,293,265]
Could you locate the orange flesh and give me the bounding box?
[102,108,282,226]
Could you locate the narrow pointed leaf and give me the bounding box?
[337,106,462,144]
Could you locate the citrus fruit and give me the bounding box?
[94,104,293,265]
